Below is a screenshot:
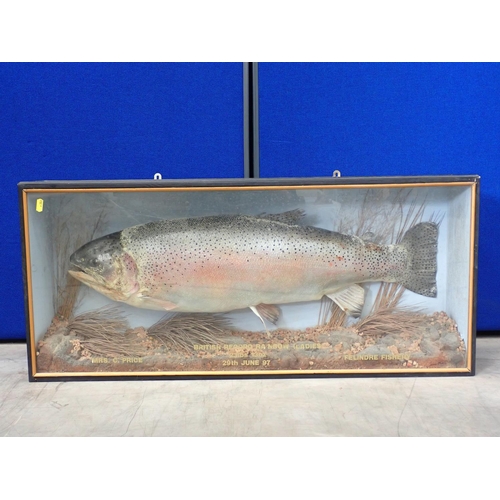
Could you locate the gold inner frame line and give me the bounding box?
[22,180,478,377]
[23,181,476,195]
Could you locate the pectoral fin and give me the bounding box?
[254,303,281,324]
[133,294,179,311]
[249,303,281,335]
[327,284,365,318]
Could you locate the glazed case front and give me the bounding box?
[19,176,479,381]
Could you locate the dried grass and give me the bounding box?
[326,188,436,327]
[334,189,413,244]
[371,283,406,312]
[55,274,82,321]
[50,197,108,320]
[148,313,231,352]
[67,305,143,358]
[369,193,432,314]
[355,306,429,337]
[318,297,348,329]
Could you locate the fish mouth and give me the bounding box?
[68,262,84,274]
[68,263,130,303]
[68,262,93,280]
[68,264,103,288]
[68,265,123,301]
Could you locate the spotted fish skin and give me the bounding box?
[69,214,438,315]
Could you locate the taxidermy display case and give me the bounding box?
[18,175,479,381]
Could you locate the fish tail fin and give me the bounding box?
[399,222,438,297]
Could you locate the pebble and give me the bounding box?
[440,332,461,350]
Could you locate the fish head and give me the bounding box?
[68,231,139,302]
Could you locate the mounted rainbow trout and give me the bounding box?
[68,210,438,327]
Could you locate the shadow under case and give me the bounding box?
[18,176,479,381]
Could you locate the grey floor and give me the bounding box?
[1,336,499,437]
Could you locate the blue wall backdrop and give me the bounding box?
[2,63,499,340]
[1,62,244,340]
[258,63,500,331]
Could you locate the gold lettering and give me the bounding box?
[194,344,221,351]
[343,354,379,361]
[293,343,322,350]
[241,360,260,366]
[91,357,109,364]
[118,357,143,364]
[380,352,411,361]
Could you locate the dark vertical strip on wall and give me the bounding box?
[243,62,260,178]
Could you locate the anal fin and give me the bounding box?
[327,284,365,318]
